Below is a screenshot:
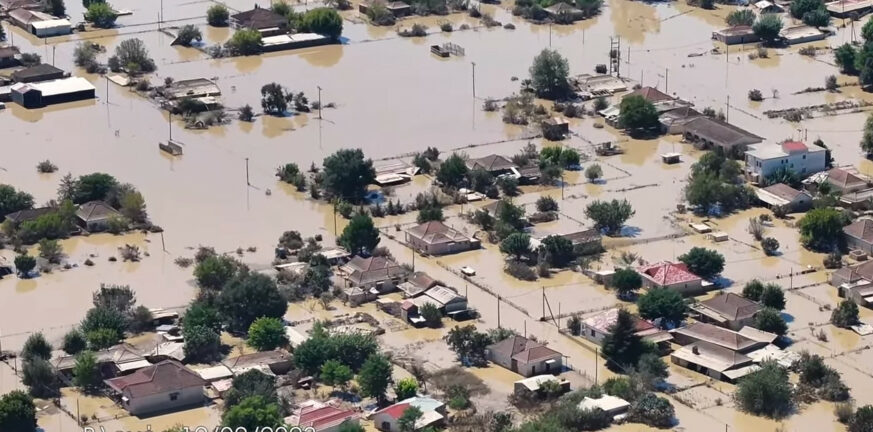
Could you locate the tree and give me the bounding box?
[338,423,366,432]
[338,213,380,255]
[114,38,156,73]
[21,333,51,362]
[567,315,582,335]
[44,0,65,17]
[601,309,647,369]
[754,308,787,336]
[239,104,255,122]
[175,24,202,47]
[636,352,669,386]
[790,0,825,18]
[92,283,136,314]
[529,49,570,99]
[585,164,603,181]
[726,9,755,26]
[247,317,288,351]
[323,149,376,202]
[398,406,423,432]
[850,405,873,432]
[417,205,443,223]
[62,330,87,355]
[18,53,40,67]
[831,300,860,328]
[798,207,846,251]
[207,4,229,26]
[611,268,642,299]
[443,325,491,365]
[72,173,117,204]
[835,44,859,75]
[292,324,378,373]
[72,351,101,392]
[37,238,62,264]
[218,272,287,332]
[184,300,222,333]
[761,237,779,256]
[734,361,793,418]
[500,232,531,261]
[320,359,353,388]
[863,112,873,155]
[226,28,263,55]
[742,280,764,301]
[497,176,520,196]
[760,284,786,310]
[0,391,37,432]
[677,247,724,280]
[80,306,126,337]
[13,255,35,277]
[358,353,393,401]
[539,235,575,267]
[627,393,674,428]
[803,7,830,26]
[194,255,240,290]
[21,358,57,398]
[637,288,686,327]
[260,83,288,114]
[87,328,121,349]
[183,325,221,362]
[536,196,558,212]
[394,377,419,401]
[585,199,635,235]
[419,302,442,328]
[224,370,278,409]
[0,184,34,218]
[85,2,116,28]
[221,396,284,429]
[436,153,469,188]
[300,7,343,39]
[619,95,659,131]
[753,14,783,43]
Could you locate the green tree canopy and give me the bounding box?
[850,405,873,432]
[394,377,419,401]
[13,255,36,277]
[500,232,531,261]
[539,235,576,268]
[637,288,686,327]
[742,279,764,301]
[182,325,221,362]
[0,391,37,432]
[443,325,492,366]
[358,353,393,401]
[72,173,118,204]
[21,333,52,363]
[419,302,442,328]
[611,268,642,299]
[726,9,755,26]
[585,199,634,235]
[323,149,376,202]
[114,38,155,73]
[226,29,263,55]
[798,207,847,251]
[320,359,353,387]
[86,2,117,28]
[754,308,787,336]
[734,361,793,418]
[221,395,284,429]
[206,4,229,26]
[835,43,859,75]
[80,306,126,337]
[0,184,34,218]
[247,317,288,351]
[21,358,57,398]
[183,300,223,333]
[62,330,87,355]
[218,273,287,332]
[760,284,786,310]
[619,95,659,131]
[831,300,860,328]
[529,49,571,99]
[436,153,469,189]
[677,247,724,279]
[338,213,380,255]
[224,370,278,409]
[293,323,378,373]
[627,393,675,428]
[753,14,783,43]
[72,351,102,392]
[601,309,648,369]
[300,8,343,39]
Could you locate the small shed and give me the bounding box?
[542,117,570,139]
[76,201,121,231]
[11,64,65,83]
[660,152,681,164]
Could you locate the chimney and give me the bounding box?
[692,345,699,355]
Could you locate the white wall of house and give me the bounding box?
[581,324,609,345]
[746,151,826,178]
[846,236,873,255]
[124,386,204,416]
[516,355,563,377]
[373,413,399,432]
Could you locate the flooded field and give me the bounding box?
[4,0,873,429]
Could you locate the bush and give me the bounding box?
[87,328,121,350]
[394,378,418,400]
[114,38,156,74]
[320,359,353,388]
[85,2,117,28]
[585,199,634,235]
[536,195,559,212]
[611,268,642,299]
[585,164,603,181]
[299,8,343,39]
[440,21,453,32]
[399,23,428,37]
[207,4,229,26]
[761,237,779,256]
[748,89,763,101]
[419,302,442,328]
[567,315,581,335]
[529,49,571,99]
[835,402,854,424]
[505,261,537,281]
[176,24,202,47]
[239,104,255,122]
[754,308,787,335]
[62,330,87,355]
[760,284,786,310]
[678,247,724,280]
[14,255,36,277]
[226,29,263,55]
[734,361,793,418]
[247,317,288,351]
[850,405,873,432]
[627,393,674,428]
[831,300,859,328]
[21,333,52,362]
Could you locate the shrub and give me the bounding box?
[748,89,763,101]
[394,378,418,400]
[176,25,202,47]
[585,164,603,181]
[567,315,581,335]
[36,160,58,173]
[21,333,52,362]
[831,300,859,328]
[85,2,117,28]
[62,330,87,355]
[440,21,453,32]
[677,247,724,279]
[207,4,229,26]
[835,402,854,424]
[536,196,559,212]
[419,302,442,328]
[299,8,343,39]
[505,261,537,281]
[247,317,288,351]
[114,38,156,74]
[399,23,428,37]
[760,284,786,310]
[627,393,674,427]
[734,361,793,418]
[226,29,263,55]
[761,237,779,256]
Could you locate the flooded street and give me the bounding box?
[4,0,873,429]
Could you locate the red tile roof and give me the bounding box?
[844,218,873,243]
[637,261,701,286]
[296,404,359,430]
[375,402,411,420]
[781,141,808,153]
[105,360,205,398]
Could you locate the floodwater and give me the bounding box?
[3,0,873,430]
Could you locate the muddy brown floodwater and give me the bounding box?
[3,0,873,430]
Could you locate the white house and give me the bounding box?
[745,141,827,182]
[486,335,563,377]
[372,397,445,432]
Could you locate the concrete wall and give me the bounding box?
[125,386,204,416]
[373,413,399,432]
[747,151,827,178]
[846,236,873,255]
[516,355,562,377]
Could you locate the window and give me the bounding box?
[802,154,806,159]
[590,329,595,337]
[169,392,179,401]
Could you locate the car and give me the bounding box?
[460,266,476,276]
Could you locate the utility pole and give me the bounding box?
[665,68,669,93]
[52,45,56,66]
[726,95,730,122]
[549,22,552,47]
[471,62,476,98]
[497,294,501,328]
[160,231,166,252]
[317,85,322,120]
[594,347,599,384]
[245,157,250,186]
[333,204,337,235]
[105,76,109,104]
[168,112,172,140]
[542,286,545,319]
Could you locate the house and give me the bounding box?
[754,0,784,12]
[624,86,674,104]
[146,342,186,362]
[844,218,873,255]
[415,285,468,315]
[671,340,759,382]
[580,308,672,346]
[158,78,221,100]
[339,256,409,290]
[636,261,704,295]
[372,397,446,432]
[487,335,563,377]
[0,0,42,12]
[712,26,760,44]
[513,375,571,396]
[3,206,54,225]
[826,0,873,18]
[105,360,206,416]
[838,279,873,308]
[195,365,234,383]
[358,0,411,17]
[578,395,631,420]
[574,73,628,96]
[0,46,21,68]
[405,221,480,255]
[465,154,517,176]
[286,399,361,432]
[8,9,71,37]
[11,76,95,108]
[75,200,121,231]
[681,116,764,156]
[755,183,813,212]
[397,272,438,297]
[670,322,768,353]
[544,2,585,21]
[560,229,603,255]
[832,259,873,287]
[745,141,828,182]
[541,116,570,139]
[53,343,150,375]
[230,6,288,34]
[690,293,762,330]
[222,350,293,375]
[824,167,868,193]
[11,64,66,83]
[659,106,702,134]
[780,25,826,45]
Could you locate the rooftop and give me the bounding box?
[341,256,408,285]
[375,396,444,419]
[11,64,64,82]
[826,167,867,189]
[844,218,873,243]
[672,340,754,372]
[0,45,21,58]
[716,25,755,36]
[422,285,464,307]
[637,261,702,286]
[231,6,287,29]
[626,86,674,103]
[762,183,806,202]
[76,201,120,222]
[560,229,602,245]
[4,206,53,223]
[698,293,762,321]
[287,400,360,430]
[406,221,473,245]
[12,76,95,98]
[578,395,631,413]
[672,322,759,351]
[488,335,562,364]
[161,78,221,100]
[515,374,564,392]
[834,259,873,283]
[223,350,291,372]
[105,360,205,398]
[582,308,655,334]
[747,140,826,160]
[466,154,516,172]
[683,116,763,148]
